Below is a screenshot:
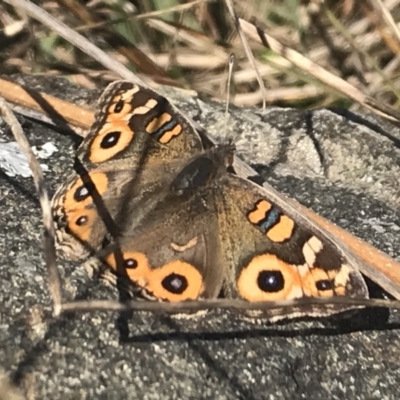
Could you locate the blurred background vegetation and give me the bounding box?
[1,0,400,112]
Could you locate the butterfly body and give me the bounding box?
[52,81,368,320]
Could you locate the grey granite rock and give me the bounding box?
[0,76,399,400]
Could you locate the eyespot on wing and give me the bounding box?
[63,172,109,211]
[89,122,134,163]
[146,260,204,302]
[105,251,152,288]
[237,253,303,302]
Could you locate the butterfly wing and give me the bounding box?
[100,187,224,302]
[216,173,369,317]
[52,81,205,260]
[77,81,204,171]
[89,146,368,320]
[95,146,235,301]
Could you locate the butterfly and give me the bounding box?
[51,81,369,320]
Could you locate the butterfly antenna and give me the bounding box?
[224,53,235,139]
[226,53,236,114]
[224,0,267,110]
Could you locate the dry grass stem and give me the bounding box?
[0,95,62,314]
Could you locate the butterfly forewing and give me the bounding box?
[52,81,206,260]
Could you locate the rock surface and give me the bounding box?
[0,75,399,399]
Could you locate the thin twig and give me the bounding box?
[60,296,400,314]
[0,95,62,314]
[369,0,400,48]
[224,0,267,109]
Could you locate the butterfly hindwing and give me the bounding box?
[100,174,224,302]
[215,173,369,317]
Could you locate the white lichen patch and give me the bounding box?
[0,140,58,177]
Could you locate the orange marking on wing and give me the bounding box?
[331,264,351,295]
[145,112,182,143]
[105,251,152,287]
[106,87,140,121]
[247,200,272,224]
[328,268,347,296]
[301,267,332,297]
[146,113,172,135]
[120,86,140,100]
[131,99,158,115]
[66,208,97,242]
[107,103,132,122]
[301,266,348,297]
[159,124,182,144]
[237,253,302,302]
[63,172,108,211]
[146,112,172,133]
[106,104,132,124]
[89,121,134,163]
[267,215,295,242]
[147,261,204,302]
